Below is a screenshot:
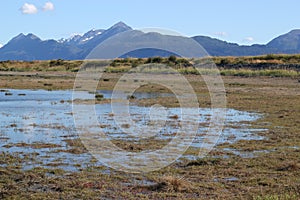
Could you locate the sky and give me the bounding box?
[1,0,300,47]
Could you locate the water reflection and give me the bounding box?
[0,89,266,171]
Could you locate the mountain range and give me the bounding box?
[0,22,300,61]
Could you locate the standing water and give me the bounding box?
[0,89,266,171]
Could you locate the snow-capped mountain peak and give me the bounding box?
[58,33,83,44]
[79,29,103,43]
[59,29,104,45]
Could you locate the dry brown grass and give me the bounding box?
[158,176,194,192]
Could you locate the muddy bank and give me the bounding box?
[218,62,300,71]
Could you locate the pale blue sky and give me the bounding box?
[1,0,299,47]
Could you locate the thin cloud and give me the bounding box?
[213,32,228,37]
[21,3,38,14]
[243,37,254,43]
[43,2,55,11]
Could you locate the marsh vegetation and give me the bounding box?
[0,57,299,199]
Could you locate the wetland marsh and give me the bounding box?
[0,59,299,199]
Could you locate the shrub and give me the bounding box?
[49,59,65,67]
[168,55,177,63]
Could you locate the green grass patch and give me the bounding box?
[220,69,299,77]
[0,56,299,77]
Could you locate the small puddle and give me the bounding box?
[222,148,272,158]
[213,177,239,182]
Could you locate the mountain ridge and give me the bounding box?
[0,22,300,60]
